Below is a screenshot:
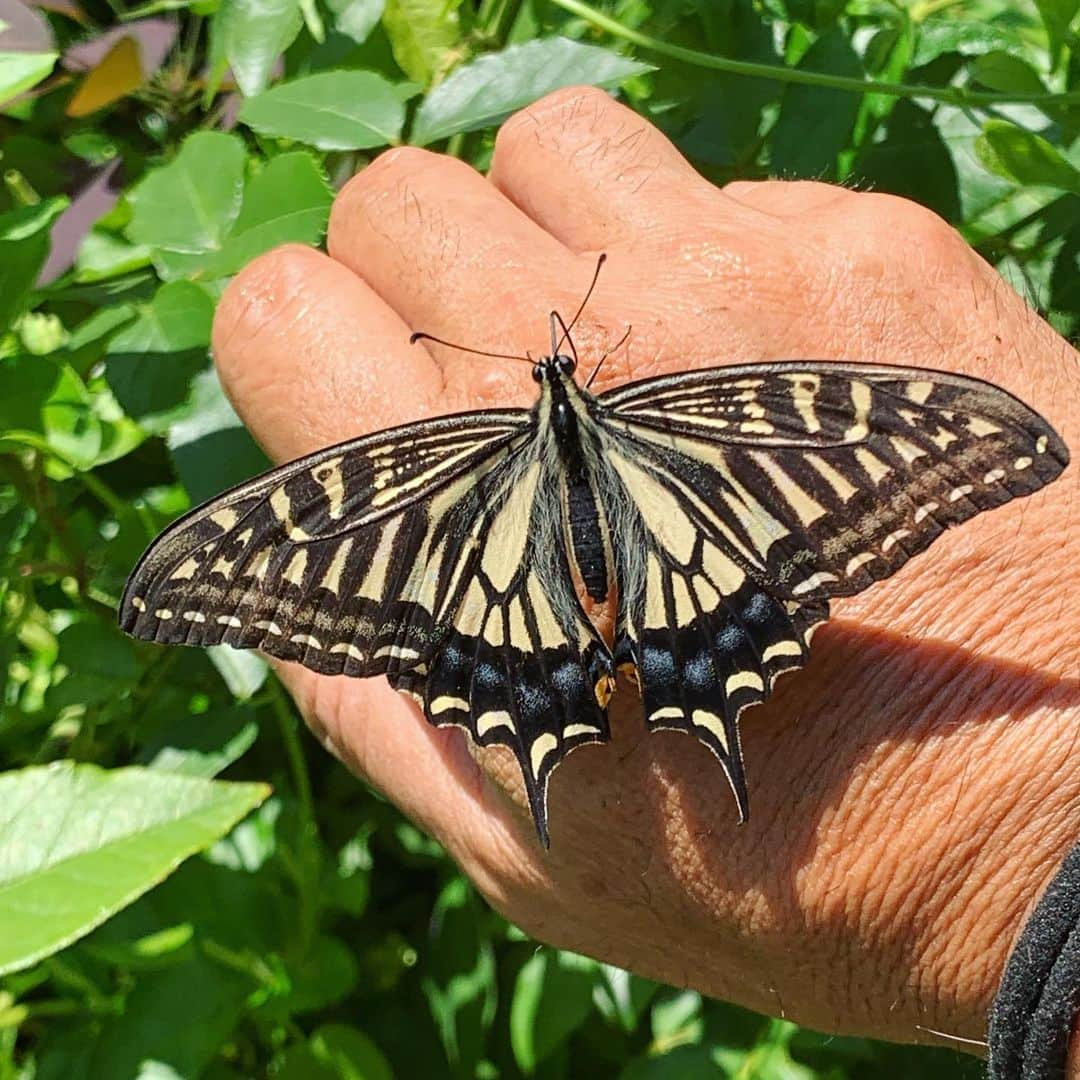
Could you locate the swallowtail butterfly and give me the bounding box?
[120,268,1069,845]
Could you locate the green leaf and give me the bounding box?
[0,355,103,469]
[75,230,153,282]
[651,989,703,1044]
[0,197,68,242]
[216,0,302,97]
[104,280,215,431]
[46,620,139,709]
[288,935,361,1013]
[127,131,246,256]
[328,0,384,44]
[421,877,497,1072]
[166,367,271,502]
[854,100,960,222]
[0,197,67,331]
[143,706,259,777]
[79,950,252,1078]
[411,37,654,146]
[0,234,47,332]
[976,119,1080,194]
[239,70,405,150]
[933,106,1014,223]
[276,1024,394,1080]
[770,29,863,178]
[0,51,57,105]
[969,51,1047,95]
[0,762,269,976]
[596,965,658,1034]
[381,0,462,85]
[208,645,270,699]
[1034,0,1079,66]
[912,19,1025,67]
[510,950,598,1073]
[200,152,333,279]
[207,796,280,871]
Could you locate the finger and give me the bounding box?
[327,146,591,391]
[489,85,732,252]
[212,243,449,463]
[722,179,854,217]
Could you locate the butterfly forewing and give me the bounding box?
[600,363,1068,600]
[121,411,531,670]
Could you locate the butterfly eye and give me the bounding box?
[532,364,544,384]
[557,355,575,375]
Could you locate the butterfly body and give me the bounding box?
[121,351,1068,846]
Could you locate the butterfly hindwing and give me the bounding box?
[398,452,613,846]
[595,431,829,811]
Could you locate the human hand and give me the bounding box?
[211,87,1080,1054]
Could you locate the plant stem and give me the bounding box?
[270,677,316,836]
[548,0,1080,107]
[268,676,321,948]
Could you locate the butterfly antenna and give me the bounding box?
[409,330,533,364]
[552,253,607,356]
[549,310,579,369]
[585,324,632,390]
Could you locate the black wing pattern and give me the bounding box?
[595,361,1068,814]
[121,407,611,845]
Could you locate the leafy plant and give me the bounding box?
[1,0,1077,1075]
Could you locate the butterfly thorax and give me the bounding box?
[537,359,613,609]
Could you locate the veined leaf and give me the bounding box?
[199,152,333,279]
[216,0,302,97]
[327,0,383,45]
[770,29,862,178]
[127,131,246,255]
[104,280,215,432]
[0,50,58,105]
[381,0,461,85]
[239,70,405,149]
[977,119,1080,195]
[0,762,269,976]
[411,37,653,146]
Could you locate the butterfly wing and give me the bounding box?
[601,361,1068,598]
[398,448,613,846]
[596,361,1068,810]
[121,409,532,671]
[121,406,611,845]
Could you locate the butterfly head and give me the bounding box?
[532,354,576,384]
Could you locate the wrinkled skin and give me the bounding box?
[212,87,1080,1060]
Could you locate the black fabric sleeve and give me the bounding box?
[988,841,1080,1078]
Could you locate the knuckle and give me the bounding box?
[500,83,613,145]
[497,84,657,173]
[212,243,319,365]
[849,192,963,261]
[336,146,459,208]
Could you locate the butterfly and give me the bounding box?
[119,270,1069,846]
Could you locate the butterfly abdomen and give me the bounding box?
[549,377,612,605]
